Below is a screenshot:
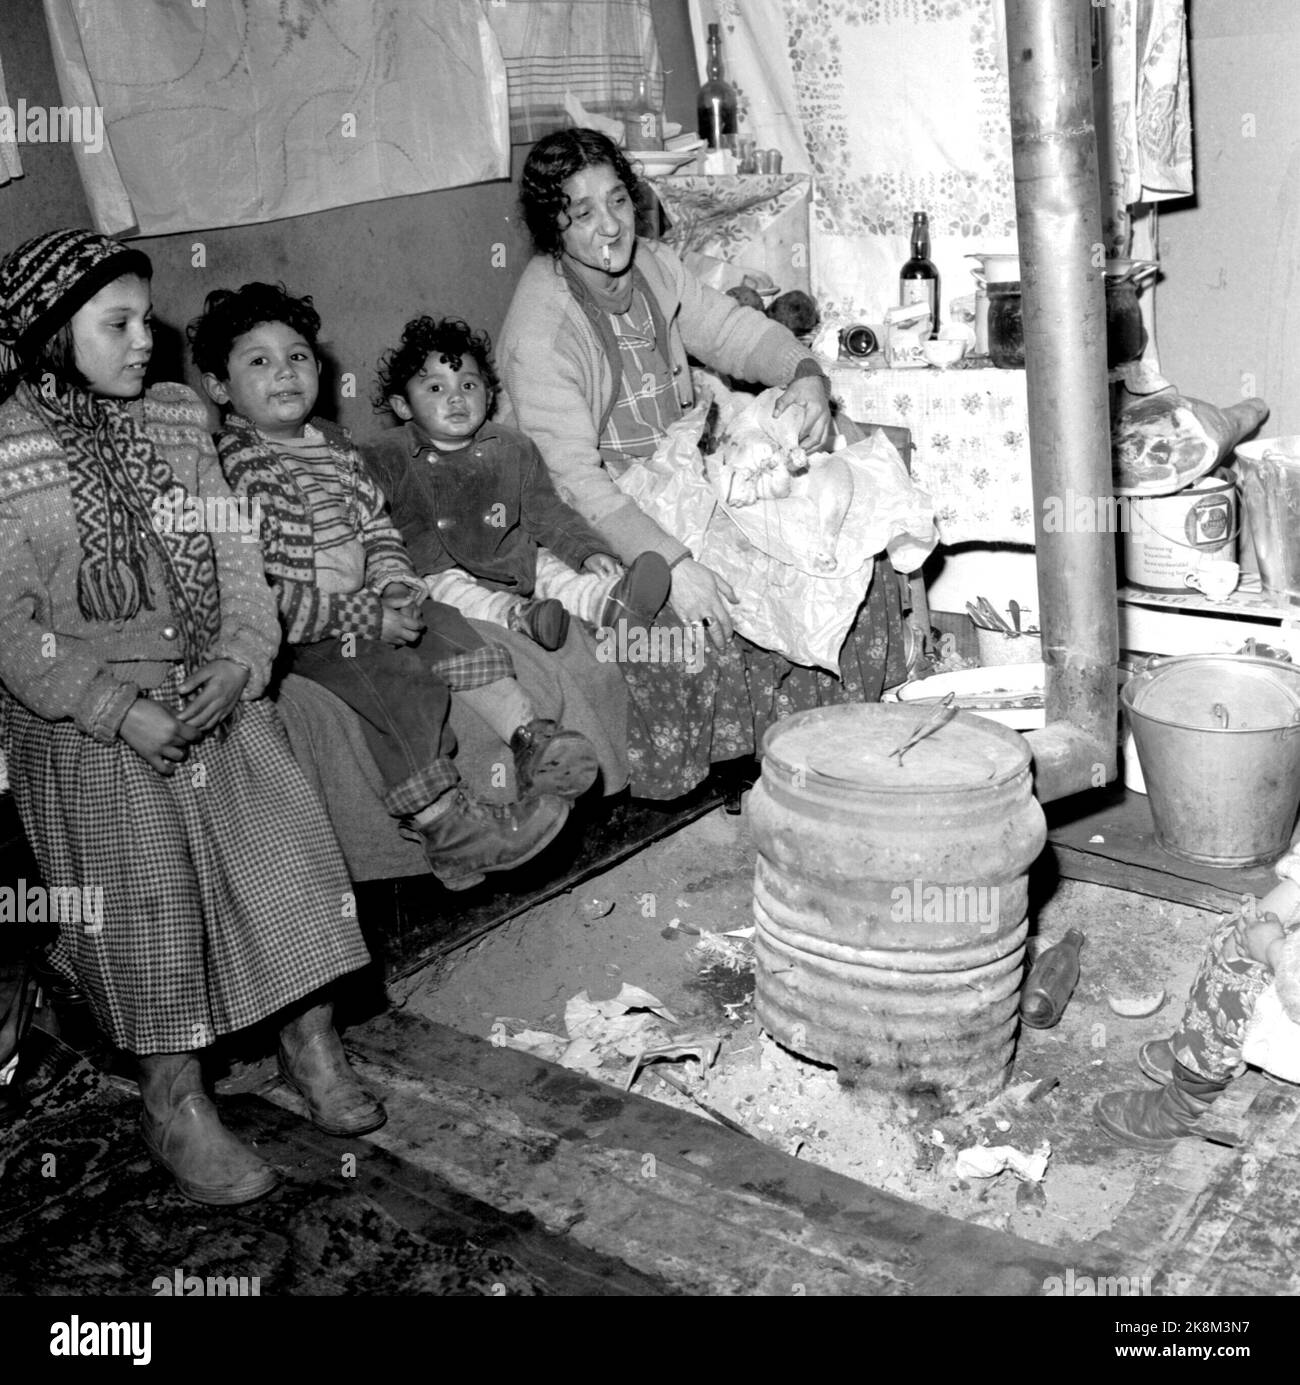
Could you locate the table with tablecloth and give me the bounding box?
[827,363,1035,548]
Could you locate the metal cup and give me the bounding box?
[758,149,783,175]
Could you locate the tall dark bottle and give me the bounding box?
[899,210,939,336]
[1019,929,1085,1029]
[696,22,738,148]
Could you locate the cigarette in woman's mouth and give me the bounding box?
[602,245,612,270]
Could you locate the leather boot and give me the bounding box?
[508,597,570,651]
[510,719,599,800]
[598,552,671,631]
[1094,1061,1229,1150]
[278,1001,385,1137]
[139,1051,277,1205]
[416,786,569,890]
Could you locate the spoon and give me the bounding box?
[887,693,957,765]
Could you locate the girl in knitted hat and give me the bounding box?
[0,229,383,1206]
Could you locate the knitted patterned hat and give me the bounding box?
[0,228,152,371]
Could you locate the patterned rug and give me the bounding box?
[0,1034,546,1296]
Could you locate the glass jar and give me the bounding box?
[987,281,1024,369]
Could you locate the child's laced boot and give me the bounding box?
[278,998,386,1136]
[414,786,569,891]
[510,719,599,800]
[139,1051,278,1205]
[508,597,570,651]
[1093,1060,1229,1149]
[598,552,671,631]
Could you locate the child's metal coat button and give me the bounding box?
[161,626,178,641]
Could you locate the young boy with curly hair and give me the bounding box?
[188,283,601,890]
[364,315,669,652]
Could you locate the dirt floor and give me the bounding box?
[396,798,1223,1254]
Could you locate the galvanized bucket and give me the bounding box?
[1122,654,1300,867]
[749,703,1046,1112]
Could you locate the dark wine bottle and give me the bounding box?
[900,210,940,337]
[696,22,738,149]
[1020,929,1085,1029]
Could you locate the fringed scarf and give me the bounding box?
[22,379,223,671]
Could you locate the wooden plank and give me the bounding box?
[1047,786,1280,912]
[315,1010,1134,1297]
[1093,1073,1300,1295]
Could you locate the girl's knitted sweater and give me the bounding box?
[0,382,279,741]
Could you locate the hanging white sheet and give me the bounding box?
[40,0,509,236]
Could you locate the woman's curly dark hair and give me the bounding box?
[372,316,499,416]
[519,128,643,257]
[187,281,321,379]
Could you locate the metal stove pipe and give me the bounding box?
[1005,0,1118,803]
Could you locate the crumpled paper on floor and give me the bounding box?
[493,984,680,1082]
[955,1141,1052,1182]
[613,385,937,673]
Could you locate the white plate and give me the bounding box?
[897,662,1046,730]
[633,149,699,178]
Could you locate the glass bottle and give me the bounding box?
[696,22,738,149]
[900,211,940,337]
[1020,929,1085,1029]
[625,73,664,152]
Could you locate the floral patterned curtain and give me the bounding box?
[688,0,1192,327]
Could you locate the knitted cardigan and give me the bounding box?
[0,383,279,741]
[497,238,817,566]
[216,412,421,645]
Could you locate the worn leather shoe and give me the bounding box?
[139,1052,277,1206]
[509,597,570,651]
[416,786,569,890]
[510,719,599,800]
[1094,1065,1227,1150]
[598,552,671,631]
[278,1024,386,1137]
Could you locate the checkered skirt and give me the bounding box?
[0,671,369,1054]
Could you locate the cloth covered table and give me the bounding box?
[827,363,1034,546]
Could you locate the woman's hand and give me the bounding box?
[669,558,737,653]
[177,659,250,733]
[379,583,425,647]
[773,375,834,453]
[583,553,623,579]
[120,698,201,775]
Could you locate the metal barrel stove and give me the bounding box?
[750,704,1046,1111]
